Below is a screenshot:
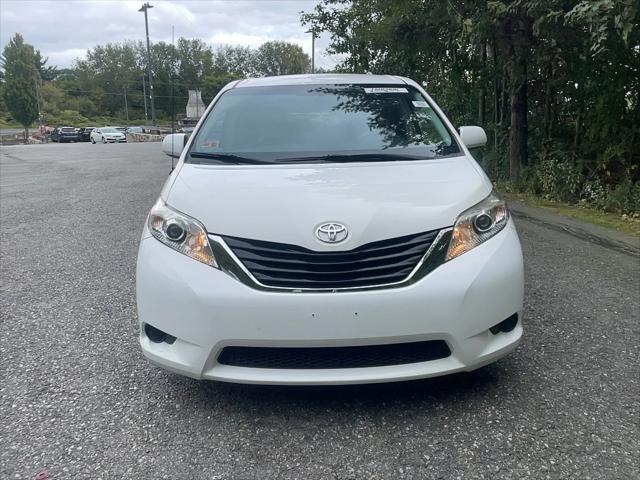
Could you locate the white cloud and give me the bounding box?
[46,48,88,67]
[0,0,344,70]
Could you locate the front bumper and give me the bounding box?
[136,220,524,385]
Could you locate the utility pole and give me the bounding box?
[34,77,42,125]
[139,2,156,125]
[123,85,129,121]
[142,76,148,121]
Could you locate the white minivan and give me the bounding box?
[136,74,524,385]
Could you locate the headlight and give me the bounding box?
[147,199,217,267]
[446,191,509,261]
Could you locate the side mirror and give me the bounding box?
[162,133,187,158]
[459,126,487,149]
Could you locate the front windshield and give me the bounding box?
[188,84,460,164]
[102,127,118,133]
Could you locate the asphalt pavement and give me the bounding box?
[1,142,638,479]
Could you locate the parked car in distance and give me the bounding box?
[138,74,525,385]
[50,127,79,143]
[90,127,127,144]
[77,127,95,142]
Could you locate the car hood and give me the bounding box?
[166,156,491,250]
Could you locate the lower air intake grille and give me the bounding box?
[221,229,440,289]
[217,341,451,369]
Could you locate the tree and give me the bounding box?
[35,49,57,81]
[201,72,242,103]
[213,45,257,77]
[1,33,40,142]
[75,41,141,117]
[255,41,310,76]
[301,0,638,188]
[177,38,214,88]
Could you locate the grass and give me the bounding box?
[0,119,22,129]
[500,190,640,237]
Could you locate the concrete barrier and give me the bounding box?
[0,133,44,145]
[127,132,164,142]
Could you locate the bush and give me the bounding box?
[530,154,583,202]
[46,109,90,126]
[499,155,640,216]
[594,182,640,215]
[580,177,607,205]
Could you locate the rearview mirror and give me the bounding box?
[162,133,187,158]
[459,126,487,149]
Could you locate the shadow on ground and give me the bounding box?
[162,358,517,412]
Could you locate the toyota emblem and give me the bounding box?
[315,222,348,243]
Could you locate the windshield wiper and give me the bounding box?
[276,152,434,163]
[189,152,270,165]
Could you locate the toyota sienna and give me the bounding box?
[136,74,524,385]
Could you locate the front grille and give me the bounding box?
[217,341,451,369]
[221,229,439,289]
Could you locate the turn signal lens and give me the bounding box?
[446,191,509,261]
[148,199,218,268]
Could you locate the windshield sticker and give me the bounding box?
[202,140,220,149]
[364,87,408,94]
[412,100,429,108]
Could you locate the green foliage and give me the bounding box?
[201,73,242,103]
[0,34,312,130]
[213,45,256,76]
[302,0,640,212]
[255,41,310,76]
[46,109,90,127]
[1,33,40,133]
[177,38,214,88]
[529,155,583,203]
[583,180,640,215]
[63,38,312,121]
[34,49,57,81]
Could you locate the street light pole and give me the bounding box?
[139,2,156,126]
[311,31,315,74]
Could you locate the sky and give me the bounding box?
[0,0,342,70]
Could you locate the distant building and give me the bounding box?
[178,90,206,132]
[186,90,206,118]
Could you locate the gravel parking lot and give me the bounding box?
[1,142,638,479]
